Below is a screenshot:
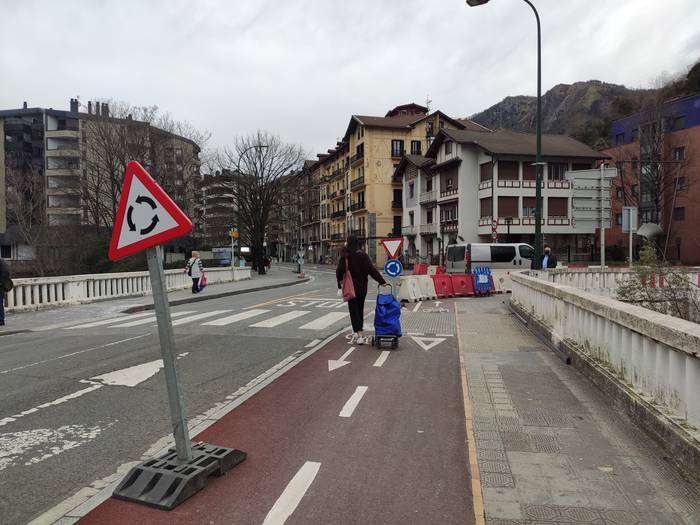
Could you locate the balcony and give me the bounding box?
[331,189,345,201]
[350,202,366,212]
[332,168,342,179]
[310,236,319,242]
[479,180,492,190]
[522,217,545,225]
[419,190,437,205]
[391,173,403,184]
[329,191,338,200]
[497,180,521,188]
[440,220,459,233]
[349,228,367,238]
[331,209,346,219]
[419,223,439,235]
[547,180,571,189]
[350,176,365,189]
[331,233,344,241]
[391,200,402,209]
[498,218,521,226]
[547,217,570,225]
[402,225,417,236]
[391,148,405,159]
[439,188,459,200]
[479,217,493,227]
[522,180,544,188]
[350,151,364,167]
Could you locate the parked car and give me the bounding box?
[444,243,534,273]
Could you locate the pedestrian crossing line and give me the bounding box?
[201,309,270,326]
[171,310,232,326]
[298,312,348,330]
[250,310,310,328]
[81,311,196,329]
[65,312,153,329]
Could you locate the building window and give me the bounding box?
[426,176,432,192]
[641,190,652,204]
[427,210,433,223]
[409,183,414,199]
[615,133,624,145]
[671,116,686,131]
[631,184,638,196]
[631,128,639,142]
[410,140,421,155]
[547,162,568,181]
[439,120,445,129]
[445,141,452,155]
[409,212,414,226]
[631,157,638,174]
[673,207,685,221]
[676,177,686,190]
[426,121,434,137]
[0,245,11,259]
[523,197,536,217]
[446,177,453,190]
[616,212,623,225]
[673,147,685,161]
[616,187,624,199]
[391,139,404,157]
[548,197,568,217]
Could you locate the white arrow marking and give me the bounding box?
[87,352,189,387]
[411,336,445,352]
[263,461,321,525]
[328,347,354,371]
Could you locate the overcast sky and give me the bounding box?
[2,0,699,158]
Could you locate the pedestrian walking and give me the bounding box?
[185,251,204,293]
[0,258,12,326]
[336,235,386,345]
[532,244,558,270]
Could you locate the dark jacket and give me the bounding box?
[0,259,9,282]
[532,253,557,270]
[336,251,386,298]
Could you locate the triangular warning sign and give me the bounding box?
[410,336,445,352]
[108,161,193,261]
[380,238,404,259]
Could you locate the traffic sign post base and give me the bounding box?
[112,442,247,510]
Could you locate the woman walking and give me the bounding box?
[336,235,386,345]
[185,251,204,294]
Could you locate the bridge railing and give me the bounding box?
[4,266,250,312]
[511,270,700,429]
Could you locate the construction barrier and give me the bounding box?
[431,274,455,298]
[416,275,438,300]
[491,270,513,293]
[396,276,423,302]
[472,266,495,296]
[450,273,475,296]
[435,266,446,274]
[413,263,429,275]
[427,265,438,276]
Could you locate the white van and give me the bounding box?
[444,243,534,273]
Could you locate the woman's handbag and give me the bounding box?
[199,272,207,291]
[341,257,356,302]
[1,278,13,293]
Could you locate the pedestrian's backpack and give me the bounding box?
[341,256,356,302]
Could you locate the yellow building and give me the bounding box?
[317,103,485,265]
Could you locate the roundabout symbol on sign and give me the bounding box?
[384,258,403,278]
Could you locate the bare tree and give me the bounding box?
[220,131,305,274]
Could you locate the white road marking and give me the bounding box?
[328,347,354,372]
[407,332,424,336]
[339,386,368,418]
[0,334,150,375]
[262,461,321,525]
[305,339,321,348]
[201,309,270,326]
[411,336,445,352]
[436,334,454,337]
[110,310,195,328]
[65,312,153,329]
[412,301,422,313]
[171,310,231,326]
[250,310,310,328]
[299,312,347,330]
[373,351,390,368]
[0,384,104,427]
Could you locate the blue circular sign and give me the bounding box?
[384,258,403,277]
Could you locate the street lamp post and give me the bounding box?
[466,0,543,265]
[234,144,268,269]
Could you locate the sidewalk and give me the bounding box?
[0,271,308,336]
[456,295,700,525]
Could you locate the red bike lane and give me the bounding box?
[79,331,474,525]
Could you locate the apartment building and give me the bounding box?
[313,103,485,265]
[300,159,321,262]
[0,99,200,264]
[195,169,235,249]
[603,93,700,264]
[398,128,607,263]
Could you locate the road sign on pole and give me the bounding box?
[384,258,403,277]
[110,161,245,510]
[379,238,404,260]
[622,206,638,268]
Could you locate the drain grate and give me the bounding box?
[479,460,511,474]
[477,449,507,461]
[481,472,515,488]
[530,433,561,454]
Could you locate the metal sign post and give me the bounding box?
[146,246,192,462]
[600,164,606,268]
[622,206,638,268]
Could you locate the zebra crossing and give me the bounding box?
[64,309,355,333]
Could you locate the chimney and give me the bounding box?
[87,101,92,114]
[95,101,101,116]
[102,102,109,117]
[22,101,27,109]
[69,98,79,113]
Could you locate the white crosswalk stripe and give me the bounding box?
[201,309,270,326]
[250,310,310,328]
[171,310,232,326]
[298,312,348,330]
[66,312,153,329]
[109,311,195,328]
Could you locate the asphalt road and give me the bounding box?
[0,270,360,524]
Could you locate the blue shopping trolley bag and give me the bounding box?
[373,284,402,349]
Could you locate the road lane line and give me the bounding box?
[171,310,231,326]
[110,310,195,328]
[339,386,368,418]
[250,310,310,328]
[263,461,321,525]
[298,312,347,330]
[65,312,153,329]
[373,351,390,367]
[244,290,318,310]
[305,339,321,348]
[412,301,422,313]
[0,334,150,375]
[201,309,270,326]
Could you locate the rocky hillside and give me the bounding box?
[470,80,655,149]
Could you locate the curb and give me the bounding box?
[0,328,30,338]
[122,278,310,313]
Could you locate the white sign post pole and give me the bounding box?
[146,245,192,462]
[600,163,606,268]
